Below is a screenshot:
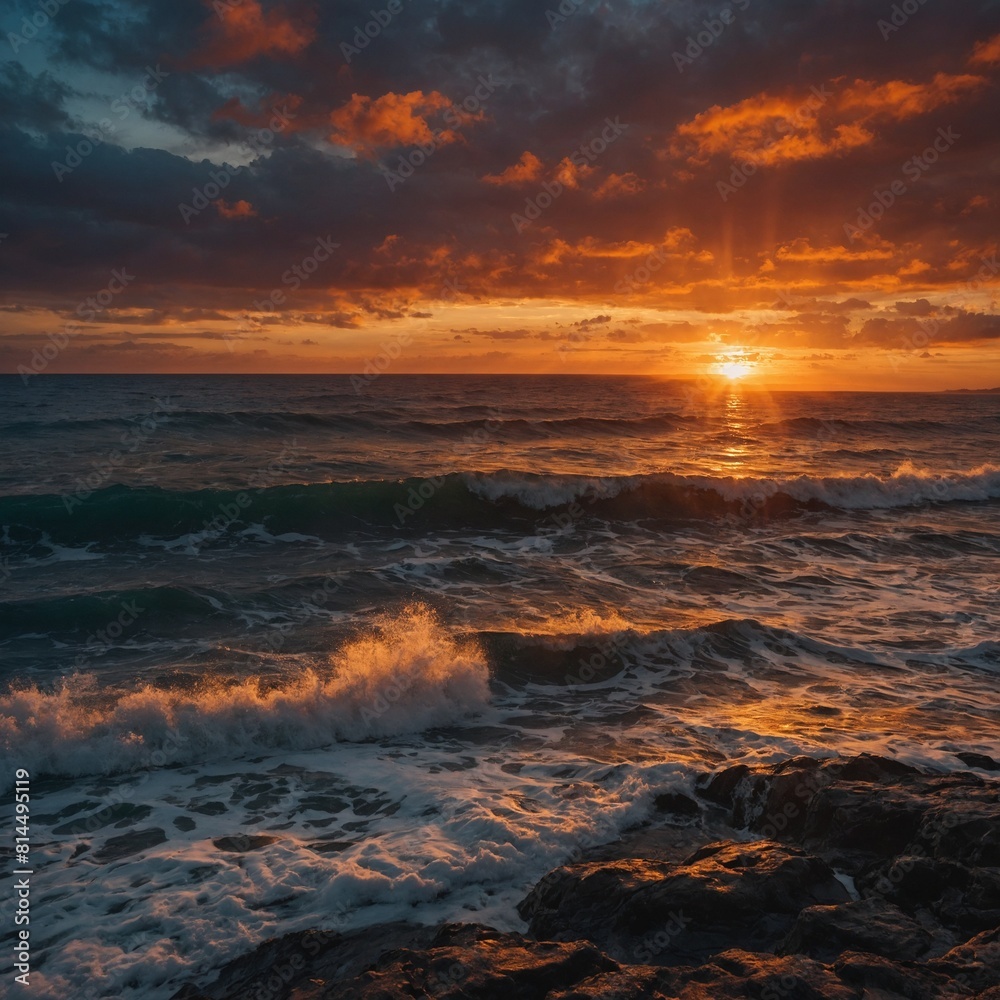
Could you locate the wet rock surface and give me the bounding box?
[172,754,1000,999]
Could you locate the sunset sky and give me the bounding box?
[2,0,999,387]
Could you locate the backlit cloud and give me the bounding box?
[1,0,998,386]
[187,0,316,68]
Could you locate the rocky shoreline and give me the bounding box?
[172,753,1000,999]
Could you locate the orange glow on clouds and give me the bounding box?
[189,0,315,68]
[482,151,544,186]
[329,91,465,154]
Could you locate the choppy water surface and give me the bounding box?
[1,375,998,997]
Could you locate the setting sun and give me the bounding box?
[4,1,1000,996]
[716,359,755,379]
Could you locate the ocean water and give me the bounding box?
[1,374,999,998]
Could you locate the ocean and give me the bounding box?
[1,374,999,997]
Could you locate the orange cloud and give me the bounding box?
[215,199,257,220]
[482,151,544,186]
[838,73,984,118]
[593,172,647,199]
[673,91,870,166]
[329,91,455,154]
[189,0,315,68]
[672,72,985,167]
[553,155,593,190]
[536,228,713,266]
[969,33,1000,65]
[538,237,659,264]
[774,239,895,263]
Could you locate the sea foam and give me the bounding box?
[0,605,490,783]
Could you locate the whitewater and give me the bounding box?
[1,375,998,997]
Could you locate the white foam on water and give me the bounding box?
[0,605,490,783]
[465,464,1000,511]
[5,616,1000,1000]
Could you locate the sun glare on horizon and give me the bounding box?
[716,359,755,380]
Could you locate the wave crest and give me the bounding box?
[0,605,490,781]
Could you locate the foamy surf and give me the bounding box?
[7,614,1000,1000]
[0,606,490,783]
[465,462,1000,512]
[4,378,1000,1000]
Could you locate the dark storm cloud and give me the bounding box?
[856,309,1000,345]
[1,0,999,349]
[0,60,73,129]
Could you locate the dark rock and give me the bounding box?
[519,841,851,964]
[334,924,619,1000]
[830,753,920,782]
[856,855,1000,935]
[929,927,1000,994]
[800,783,927,860]
[170,923,442,1000]
[948,867,1000,933]
[834,951,960,998]
[914,791,1000,867]
[696,754,928,854]
[169,755,1000,1000]
[957,752,1000,771]
[697,755,994,870]
[548,950,857,999]
[695,763,751,808]
[856,855,970,910]
[780,899,935,962]
[653,792,702,818]
[682,950,858,999]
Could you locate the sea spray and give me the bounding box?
[0,605,489,783]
